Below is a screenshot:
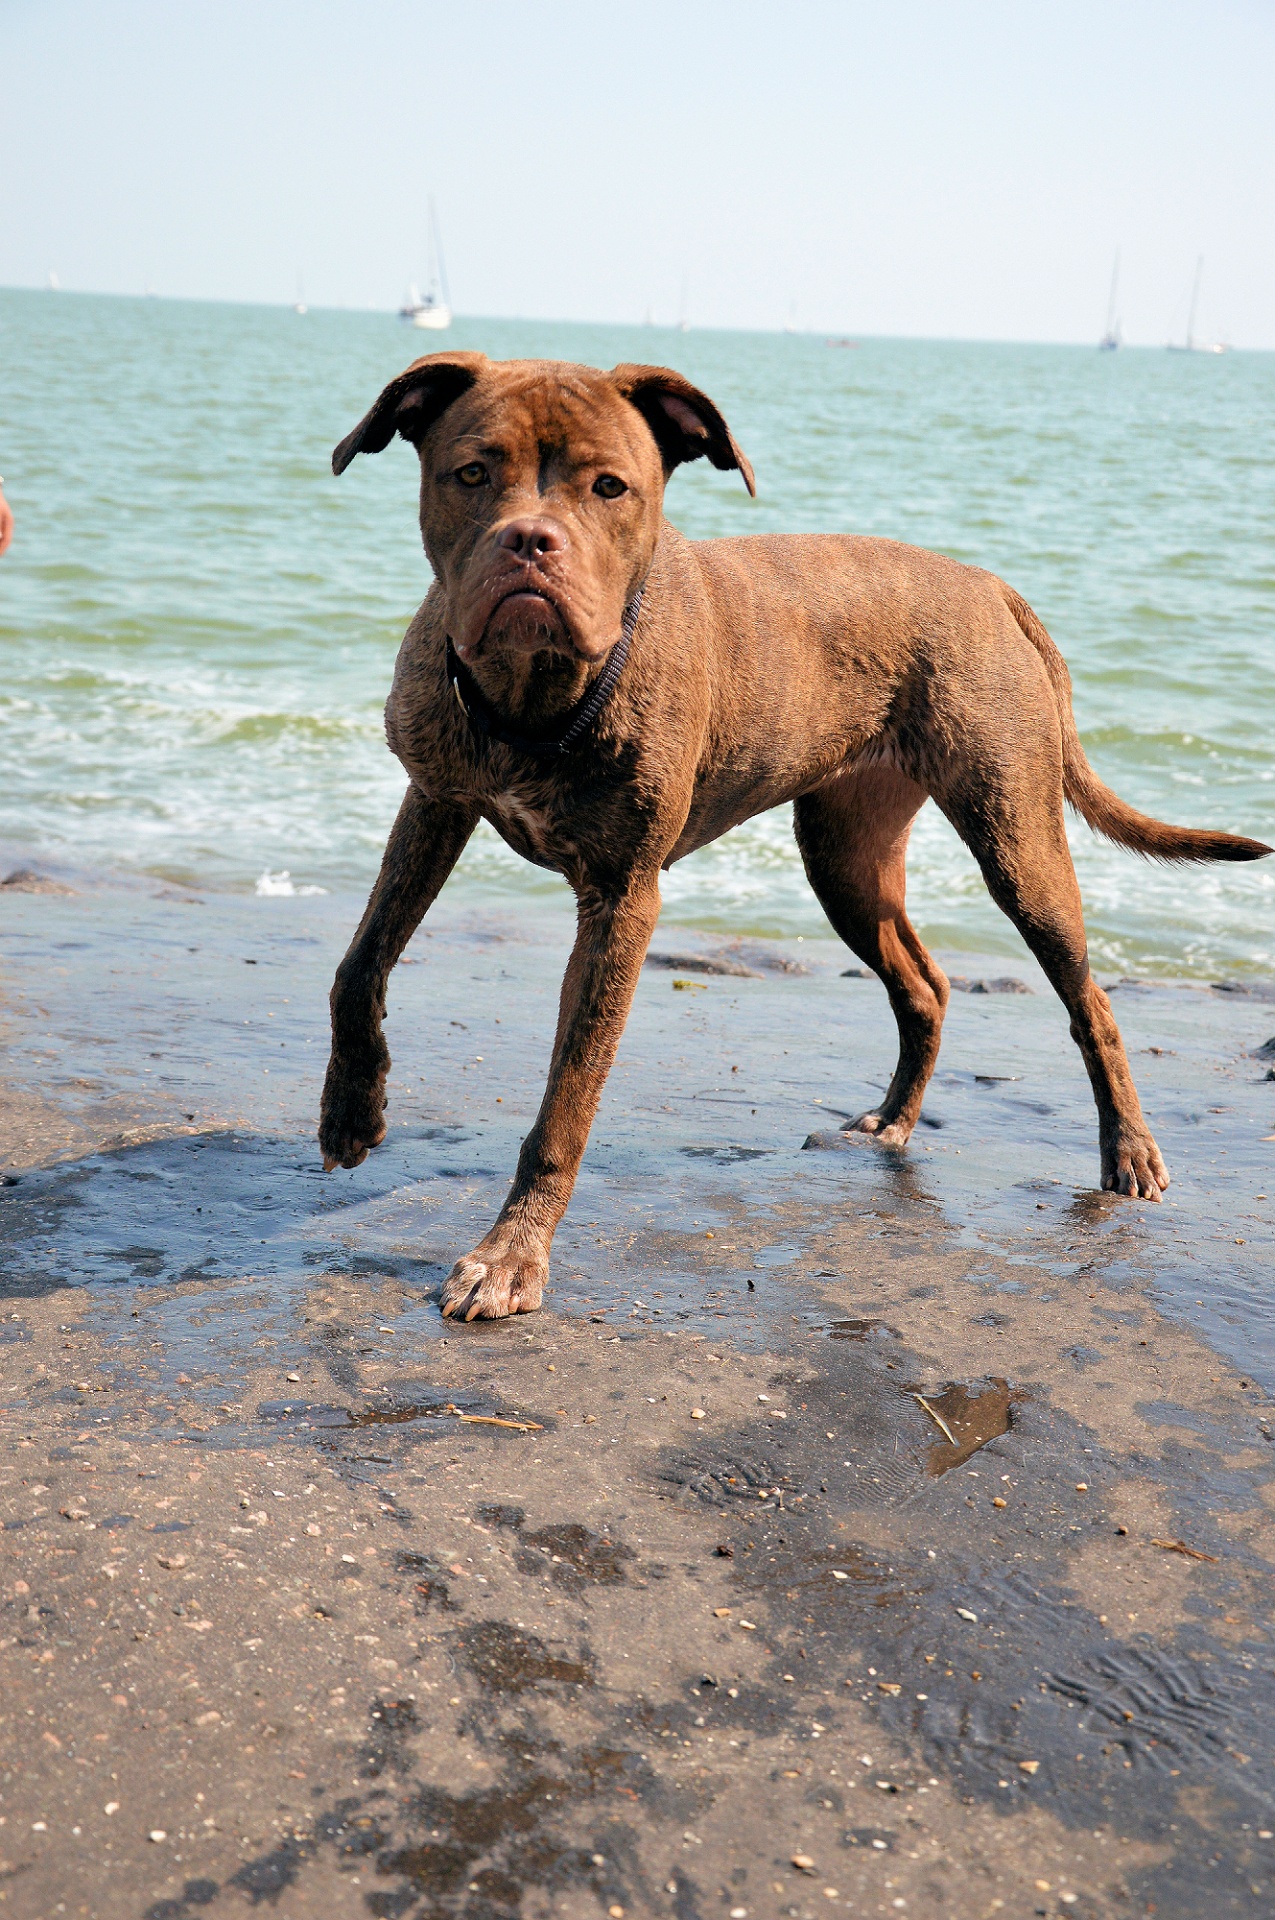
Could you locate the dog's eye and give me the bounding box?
[456,462,489,488]
[593,474,627,499]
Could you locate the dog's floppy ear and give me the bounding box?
[332,352,489,477]
[609,364,755,496]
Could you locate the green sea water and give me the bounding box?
[1,287,1271,977]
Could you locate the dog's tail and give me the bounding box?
[1000,584,1271,865]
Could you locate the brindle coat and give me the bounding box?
[319,353,1269,1320]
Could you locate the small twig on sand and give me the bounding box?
[445,1405,544,1433]
[1150,1537,1219,1563]
[913,1393,957,1446]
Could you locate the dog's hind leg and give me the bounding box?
[794,764,949,1147]
[937,749,1168,1201]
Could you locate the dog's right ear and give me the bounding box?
[332,352,488,476]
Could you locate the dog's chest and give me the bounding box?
[486,787,574,872]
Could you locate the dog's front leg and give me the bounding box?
[441,878,662,1321]
[320,786,479,1170]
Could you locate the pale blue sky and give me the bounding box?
[3,0,1272,345]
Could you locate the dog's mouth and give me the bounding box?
[454,562,618,664]
[478,584,574,655]
[495,587,559,615]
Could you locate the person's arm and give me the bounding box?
[0,479,12,555]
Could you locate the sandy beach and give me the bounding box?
[2,877,1274,1918]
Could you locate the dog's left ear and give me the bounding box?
[610,365,756,497]
[332,352,489,476]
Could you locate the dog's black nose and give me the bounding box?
[496,517,567,559]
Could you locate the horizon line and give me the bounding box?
[0,281,1262,355]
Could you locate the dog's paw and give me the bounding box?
[319,1060,387,1171]
[440,1240,547,1321]
[1102,1130,1169,1201]
[841,1109,913,1149]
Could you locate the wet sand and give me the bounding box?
[2,881,1274,1919]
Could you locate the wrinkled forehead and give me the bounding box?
[431,361,654,469]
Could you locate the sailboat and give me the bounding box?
[399,198,452,330]
[1168,257,1226,354]
[1098,252,1121,350]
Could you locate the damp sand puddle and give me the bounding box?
[1,885,1273,1385]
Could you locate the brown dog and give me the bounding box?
[319,352,1269,1321]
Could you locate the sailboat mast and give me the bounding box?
[1186,256,1202,350]
[430,197,452,310]
[1098,249,1121,348]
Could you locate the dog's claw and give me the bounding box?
[1102,1131,1170,1201]
[318,1064,387,1172]
[440,1245,547,1322]
[319,1134,376,1172]
[841,1108,914,1149]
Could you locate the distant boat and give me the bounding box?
[399,199,452,330]
[293,274,307,316]
[1168,257,1227,354]
[1098,252,1121,350]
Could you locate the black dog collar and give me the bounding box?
[446,587,644,762]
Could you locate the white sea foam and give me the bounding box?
[255,870,327,898]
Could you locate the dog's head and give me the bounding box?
[333,353,754,666]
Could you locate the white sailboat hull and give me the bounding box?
[410,304,451,330]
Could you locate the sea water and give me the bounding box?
[1,287,1271,978]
